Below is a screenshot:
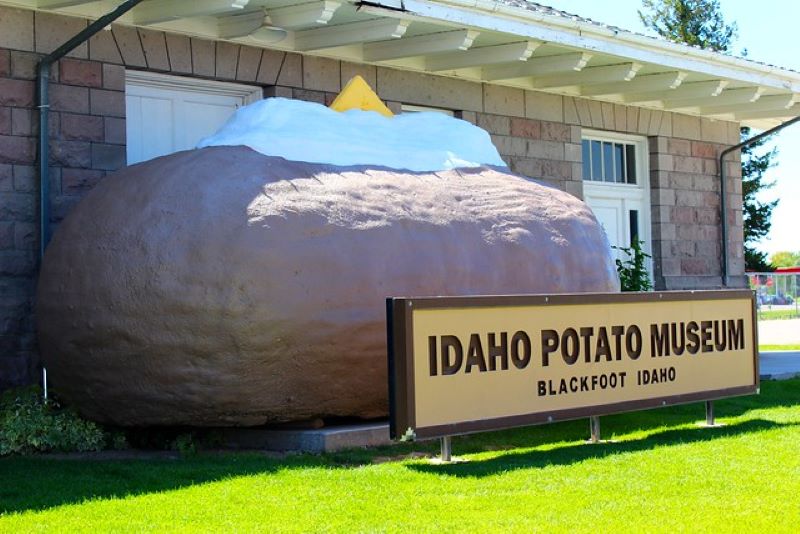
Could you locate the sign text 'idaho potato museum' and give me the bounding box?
[387,291,758,440]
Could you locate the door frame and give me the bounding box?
[581,129,652,274]
[125,70,263,101]
[124,71,263,164]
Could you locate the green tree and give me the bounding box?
[770,251,800,268]
[639,0,736,52]
[639,0,778,272]
[740,129,778,271]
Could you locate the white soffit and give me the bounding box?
[7,0,800,128]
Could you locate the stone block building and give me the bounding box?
[1,0,798,390]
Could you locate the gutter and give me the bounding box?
[359,0,800,92]
[443,0,800,86]
[37,0,144,263]
[719,115,800,286]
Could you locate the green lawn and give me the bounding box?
[757,309,799,321]
[760,344,800,351]
[2,379,800,532]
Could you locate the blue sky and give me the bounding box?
[547,0,800,258]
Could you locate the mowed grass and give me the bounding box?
[761,344,800,351]
[2,379,800,533]
[757,309,799,321]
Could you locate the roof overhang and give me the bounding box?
[6,0,800,129]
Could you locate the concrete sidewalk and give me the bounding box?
[757,318,800,346]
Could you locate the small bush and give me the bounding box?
[0,386,106,456]
[107,430,130,451]
[171,433,198,457]
[614,240,653,292]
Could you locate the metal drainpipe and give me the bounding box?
[37,0,144,263]
[718,115,800,287]
[36,0,144,399]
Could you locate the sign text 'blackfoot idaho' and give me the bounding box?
[388,291,758,440]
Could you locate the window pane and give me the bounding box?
[603,142,614,182]
[582,139,591,181]
[592,140,602,181]
[629,209,640,246]
[625,144,637,184]
[614,143,625,183]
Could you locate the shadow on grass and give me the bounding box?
[0,452,329,516]
[1,380,798,516]
[409,418,797,478]
[406,379,800,459]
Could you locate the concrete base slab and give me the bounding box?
[220,422,392,453]
[429,456,469,465]
[695,422,726,428]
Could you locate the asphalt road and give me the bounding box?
[757,319,800,379]
[759,351,800,379]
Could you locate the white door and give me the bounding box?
[580,132,651,273]
[584,184,649,256]
[589,197,624,250]
[125,72,261,165]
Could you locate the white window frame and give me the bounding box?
[581,129,652,276]
[125,71,262,102]
[400,104,455,116]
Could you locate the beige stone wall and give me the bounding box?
[0,5,745,389]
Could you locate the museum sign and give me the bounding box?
[387,290,758,440]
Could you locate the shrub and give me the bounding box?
[614,240,653,292]
[109,431,130,451]
[0,386,106,456]
[172,433,198,457]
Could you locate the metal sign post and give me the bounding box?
[440,436,452,462]
[705,400,715,426]
[589,416,601,443]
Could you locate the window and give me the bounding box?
[580,130,651,278]
[581,138,638,184]
[400,104,455,116]
[629,209,640,246]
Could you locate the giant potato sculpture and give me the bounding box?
[37,96,619,426]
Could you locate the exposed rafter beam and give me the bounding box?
[363,29,479,62]
[623,80,728,103]
[733,106,800,121]
[426,41,540,71]
[295,18,409,51]
[37,0,95,8]
[664,87,764,110]
[482,52,592,81]
[701,94,794,115]
[359,0,800,92]
[524,62,638,89]
[580,71,686,96]
[133,0,249,25]
[267,1,342,29]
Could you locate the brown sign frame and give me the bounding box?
[387,290,759,440]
